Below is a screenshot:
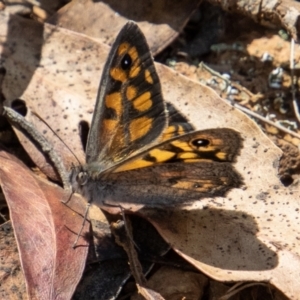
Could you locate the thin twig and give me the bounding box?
[200,62,230,91]
[219,282,270,300]
[232,102,300,140]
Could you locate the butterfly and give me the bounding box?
[70,21,243,208]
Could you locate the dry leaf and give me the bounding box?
[47,0,201,55]
[136,284,165,300]
[132,266,208,300]
[0,150,89,299]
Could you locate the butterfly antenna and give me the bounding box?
[32,111,82,167]
[73,202,91,248]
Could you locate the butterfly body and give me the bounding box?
[70,22,243,209]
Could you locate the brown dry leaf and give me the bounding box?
[0,150,89,299]
[132,267,208,300]
[47,0,201,55]
[1,10,300,300]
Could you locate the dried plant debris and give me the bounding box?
[2,1,300,299]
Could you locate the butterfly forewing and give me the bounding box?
[86,22,167,173]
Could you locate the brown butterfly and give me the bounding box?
[70,21,243,208]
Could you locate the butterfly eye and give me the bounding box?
[121,53,132,70]
[76,171,88,186]
[191,138,210,148]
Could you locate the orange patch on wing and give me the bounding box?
[118,42,130,55]
[114,159,153,172]
[164,125,176,135]
[170,140,191,151]
[126,85,137,100]
[162,125,176,140]
[103,119,118,133]
[162,125,189,141]
[130,117,152,141]
[195,181,214,191]
[216,152,227,160]
[133,92,152,112]
[148,148,175,162]
[105,93,122,117]
[172,180,213,191]
[145,69,153,84]
[130,63,141,78]
[128,46,139,62]
[110,67,127,82]
[182,158,204,163]
[177,125,186,135]
[128,47,141,78]
[171,180,194,189]
[177,152,198,160]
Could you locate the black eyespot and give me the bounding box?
[121,53,132,70]
[77,171,88,186]
[191,138,210,148]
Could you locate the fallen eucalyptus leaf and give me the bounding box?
[0,150,89,299]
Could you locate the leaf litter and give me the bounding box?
[1,0,300,299]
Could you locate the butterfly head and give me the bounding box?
[69,165,89,194]
[76,170,89,186]
[69,165,95,205]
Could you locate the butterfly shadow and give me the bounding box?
[143,206,278,271]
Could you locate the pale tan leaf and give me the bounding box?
[47,0,201,55]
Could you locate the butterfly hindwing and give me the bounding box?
[86,22,167,173]
[82,158,242,208]
[113,128,242,172]
[84,128,243,207]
